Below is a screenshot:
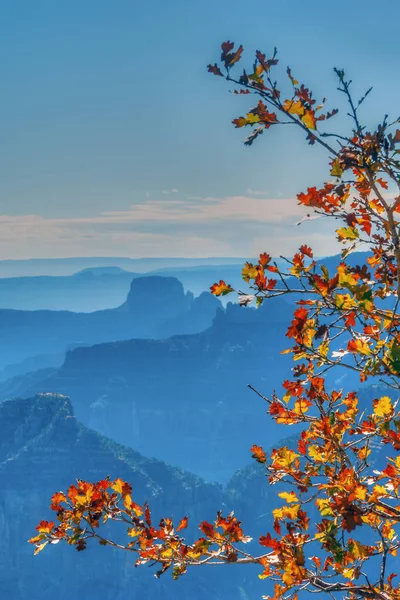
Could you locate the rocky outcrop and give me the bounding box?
[0,394,251,600]
[0,276,221,373]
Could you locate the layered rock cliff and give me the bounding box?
[0,276,220,373]
[0,299,295,481]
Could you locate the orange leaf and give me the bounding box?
[176,516,188,532]
[36,520,54,534]
[251,444,267,463]
[210,280,234,296]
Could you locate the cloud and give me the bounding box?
[102,194,308,224]
[0,194,338,258]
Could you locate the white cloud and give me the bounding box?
[102,194,308,224]
[0,194,337,258]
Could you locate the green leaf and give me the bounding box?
[336,227,359,241]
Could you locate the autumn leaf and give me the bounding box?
[258,252,271,267]
[232,117,249,128]
[207,63,223,77]
[251,444,267,463]
[176,516,189,532]
[301,110,317,130]
[50,492,67,510]
[36,521,54,534]
[278,491,299,503]
[336,226,359,241]
[242,262,258,282]
[283,99,305,117]
[299,245,313,258]
[199,521,215,538]
[373,396,393,418]
[330,158,343,178]
[221,41,243,68]
[210,280,234,296]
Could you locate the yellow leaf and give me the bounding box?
[336,227,359,241]
[293,398,311,415]
[242,262,259,282]
[373,396,393,418]
[318,340,329,358]
[245,112,260,124]
[335,293,356,311]
[128,527,142,538]
[348,540,369,560]
[301,110,317,130]
[283,99,304,117]
[278,491,299,503]
[357,446,371,461]
[272,447,299,469]
[315,498,334,516]
[308,445,324,461]
[337,264,358,288]
[353,485,367,501]
[111,478,125,494]
[343,567,357,580]
[369,198,385,214]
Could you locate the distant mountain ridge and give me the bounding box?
[0,264,244,311]
[0,299,297,481]
[0,251,372,479]
[0,256,247,278]
[0,252,368,312]
[0,275,220,376]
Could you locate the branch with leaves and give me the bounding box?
[30,42,400,600]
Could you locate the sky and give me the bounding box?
[0,0,399,259]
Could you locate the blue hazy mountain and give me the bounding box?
[0,268,138,311]
[0,265,242,312]
[0,263,245,311]
[0,299,297,482]
[0,253,366,312]
[0,252,370,479]
[0,256,246,278]
[0,252,379,600]
[1,392,382,600]
[0,276,220,376]
[0,394,245,600]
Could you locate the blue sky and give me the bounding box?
[0,0,399,258]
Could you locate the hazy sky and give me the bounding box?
[0,0,399,258]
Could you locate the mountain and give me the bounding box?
[0,251,372,478]
[0,264,245,312]
[0,256,246,278]
[0,393,256,600]
[0,252,367,312]
[0,276,220,375]
[0,269,137,311]
[0,299,297,482]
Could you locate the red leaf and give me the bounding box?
[207,63,223,77]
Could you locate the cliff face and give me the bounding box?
[0,299,295,482]
[0,276,220,373]
[0,394,257,600]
